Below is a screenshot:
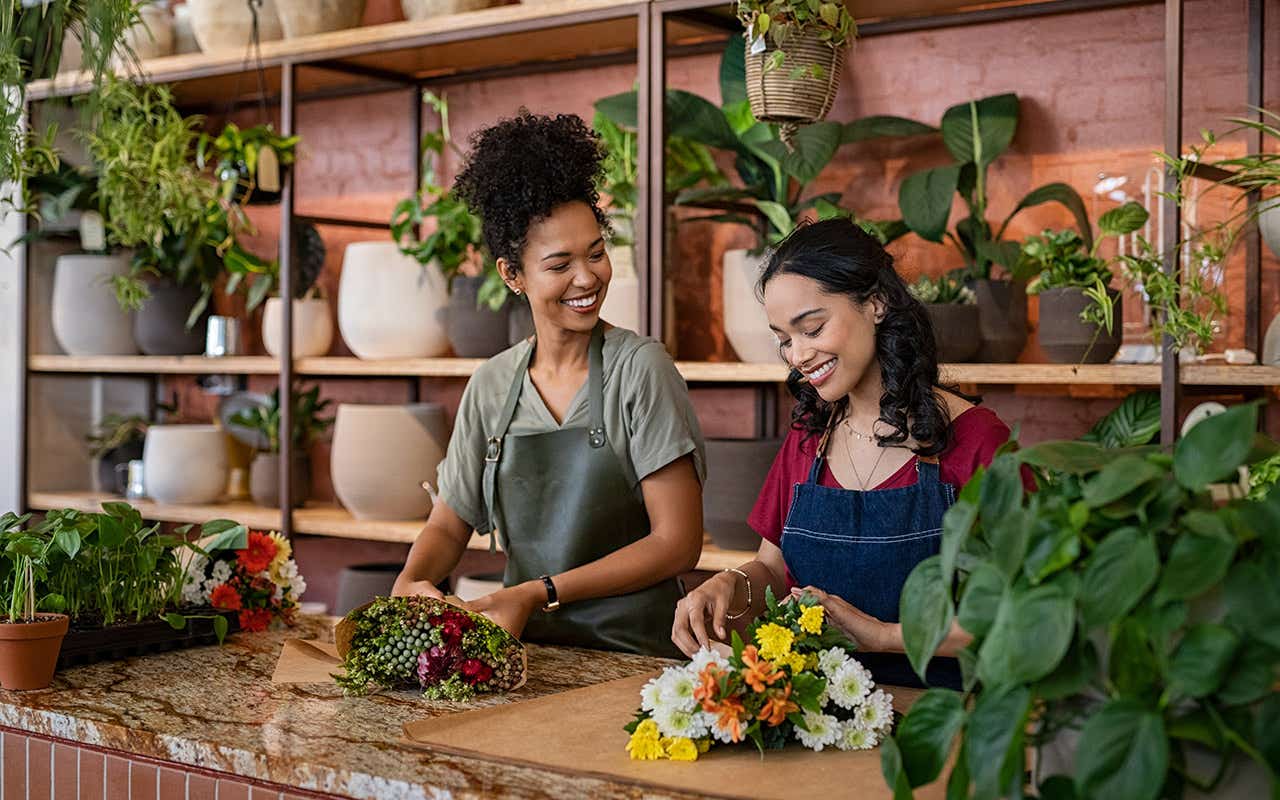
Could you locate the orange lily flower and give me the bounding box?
[757,684,798,727]
[694,664,725,712]
[715,696,747,743]
[741,645,785,693]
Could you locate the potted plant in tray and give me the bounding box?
[908,273,979,363]
[230,384,333,509]
[883,402,1280,799]
[198,121,299,206]
[1023,201,1149,364]
[0,512,69,690]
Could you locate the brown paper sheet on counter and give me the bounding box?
[402,673,944,800]
[271,639,343,684]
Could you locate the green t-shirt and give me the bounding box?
[436,327,707,533]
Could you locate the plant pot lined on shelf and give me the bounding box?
[744,35,847,128]
[969,277,1029,363]
[704,438,784,552]
[1259,197,1280,260]
[330,403,448,520]
[143,424,229,505]
[334,563,404,616]
[338,242,451,359]
[186,0,283,52]
[446,275,511,358]
[274,0,365,37]
[51,254,137,356]
[401,0,502,19]
[1037,286,1122,364]
[96,440,145,495]
[0,614,69,690]
[121,2,176,61]
[723,248,780,364]
[249,452,311,508]
[924,303,981,363]
[262,296,334,359]
[133,280,208,356]
[172,3,200,54]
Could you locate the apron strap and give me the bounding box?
[587,322,606,448]
[808,410,841,484]
[481,341,536,546]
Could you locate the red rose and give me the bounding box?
[237,532,278,574]
[209,583,242,611]
[460,658,494,686]
[238,608,272,632]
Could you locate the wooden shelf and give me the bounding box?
[27,491,283,529]
[295,357,484,377]
[28,355,279,375]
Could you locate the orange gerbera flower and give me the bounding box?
[741,645,784,693]
[757,684,798,727]
[694,663,725,712]
[715,696,747,743]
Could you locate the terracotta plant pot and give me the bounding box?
[925,304,981,363]
[401,0,501,19]
[704,438,784,552]
[249,452,311,509]
[143,425,229,504]
[133,281,208,356]
[969,278,1028,363]
[186,0,283,52]
[330,403,449,520]
[446,276,511,358]
[275,0,365,37]
[723,248,779,363]
[338,242,450,359]
[0,614,69,690]
[51,254,137,356]
[262,297,334,359]
[1037,287,1122,364]
[1259,198,1280,260]
[507,298,535,345]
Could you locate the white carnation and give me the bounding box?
[835,719,880,751]
[656,666,698,713]
[710,715,741,744]
[689,647,730,675]
[210,559,232,585]
[180,569,206,606]
[794,711,840,751]
[640,677,663,712]
[287,571,307,600]
[857,689,895,735]
[654,706,711,740]
[827,659,873,710]
[817,647,849,678]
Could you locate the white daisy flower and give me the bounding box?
[689,647,730,674]
[210,559,232,585]
[640,677,663,712]
[827,659,873,710]
[287,571,307,600]
[835,719,880,751]
[817,647,849,678]
[654,706,711,740]
[794,711,841,751]
[180,570,206,606]
[857,689,895,735]
[657,666,698,713]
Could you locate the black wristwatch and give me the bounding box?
[539,575,560,612]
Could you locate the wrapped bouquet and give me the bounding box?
[625,588,893,762]
[181,529,305,632]
[334,595,527,701]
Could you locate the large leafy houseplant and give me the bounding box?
[884,403,1280,799]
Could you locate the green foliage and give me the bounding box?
[908,274,974,305]
[197,122,299,205]
[735,0,857,79]
[1080,392,1161,449]
[1248,452,1280,501]
[885,402,1280,798]
[228,384,332,455]
[85,413,147,458]
[1118,235,1227,354]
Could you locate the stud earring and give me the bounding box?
[513,288,522,296]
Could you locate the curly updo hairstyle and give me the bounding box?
[452,110,610,275]
[756,217,957,457]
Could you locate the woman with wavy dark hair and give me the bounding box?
[392,111,705,658]
[671,217,1015,688]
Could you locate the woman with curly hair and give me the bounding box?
[671,218,1016,688]
[392,111,704,658]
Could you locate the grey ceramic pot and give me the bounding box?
[969,278,1028,363]
[334,563,406,616]
[96,440,144,495]
[249,453,311,509]
[1038,287,1122,364]
[925,304,981,363]
[447,276,510,357]
[704,438,784,552]
[134,281,208,355]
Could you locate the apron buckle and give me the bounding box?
[588,427,606,448]
[485,436,503,462]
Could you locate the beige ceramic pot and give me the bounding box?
[51,254,137,356]
[722,248,779,364]
[143,425,229,504]
[401,0,500,19]
[338,242,450,359]
[275,0,365,37]
[186,0,283,52]
[123,3,175,60]
[263,297,334,359]
[330,403,448,520]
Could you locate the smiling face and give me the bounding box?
[499,200,611,335]
[762,273,885,403]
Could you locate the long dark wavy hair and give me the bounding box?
[756,217,956,456]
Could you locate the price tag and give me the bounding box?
[79,210,105,252]
[257,145,281,193]
[749,35,767,55]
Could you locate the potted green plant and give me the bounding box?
[88,413,148,493]
[908,273,979,363]
[883,402,1280,799]
[1024,201,1149,364]
[231,384,332,509]
[734,0,857,143]
[198,121,299,206]
[0,512,69,690]
[223,220,330,358]
[1116,235,1227,357]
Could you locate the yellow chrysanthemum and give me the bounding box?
[804,653,819,671]
[782,653,807,673]
[755,623,794,660]
[799,605,825,635]
[695,738,711,754]
[626,720,664,760]
[268,531,292,571]
[662,737,699,762]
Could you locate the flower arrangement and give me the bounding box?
[181,530,305,633]
[333,595,527,702]
[625,588,893,762]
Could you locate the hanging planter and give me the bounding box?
[274,0,365,38]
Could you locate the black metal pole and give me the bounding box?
[1160,0,1183,447]
[279,62,297,535]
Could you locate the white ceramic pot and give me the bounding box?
[123,3,175,60]
[172,4,201,54]
[51,254,137,356]
[186,0,283,52]
[143,425,229,505]
[275,0,365,37]
[330,403,449,520]
[57,31,82,73]
[1259,197,1280,261]
[1263,312,1280,366]
[338,242,450,359]
[262,297,334,359]
[722,248,779,363]
[401,0,501,19]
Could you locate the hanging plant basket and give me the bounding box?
[744,34,847,132]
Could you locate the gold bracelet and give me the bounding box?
[723,567,752,620]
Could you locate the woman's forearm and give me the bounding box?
[550,527,701,606]
[399,523,469,586]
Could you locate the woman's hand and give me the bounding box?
[792,586,898,653]
[467,582,543,638]
[671,571,740,657]
[391,573,445,600]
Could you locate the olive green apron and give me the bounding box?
[480,323,683,658]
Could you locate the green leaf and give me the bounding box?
[941,93,1019,167]
[778,122,842,185]
[1154,514,1237,604]
[899,165,961,243]
[200,520,248,551]
[1254,694,1280,775]
[978,582,1074,687]
[1217,638,1280,706]
[880,736,917,800]
[940,495,978,587]
[667,89,746,154]
[1082,455,1163,508]
[594,91,638,129]
[164,613,186,630]
[1075,700,1169,800]
[96,514,127,548]
[1225,561,1280,650]
[895,689,966,787]
[755,199,795,237]
[946,738,971,800]
[957,563,1005,638]
[1038,775,1078,800]
[1079,528,1159,628]
[900,555,954,683]
[1098,201,1150,238]
[843,115,938,143]
[1001,182,1094,250]
[53,528,81,560]
[965,686,1031,800]
[1174,402,1258,490]
[1036,635,1097,701]
[719,36,746,107]
[1022,522,1080,585]
[1108,618,1161,701]
[1019,441,1152,474]
[213,614,229,644]
[1168,623,1240,699]
[1081,391,1161,448]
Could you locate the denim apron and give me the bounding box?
[480,322,683,658]
[780,424,963,689]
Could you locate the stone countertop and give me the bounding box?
[0,616,693,800]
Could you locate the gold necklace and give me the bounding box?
[842,430,889,491]
[842,416,877,443]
